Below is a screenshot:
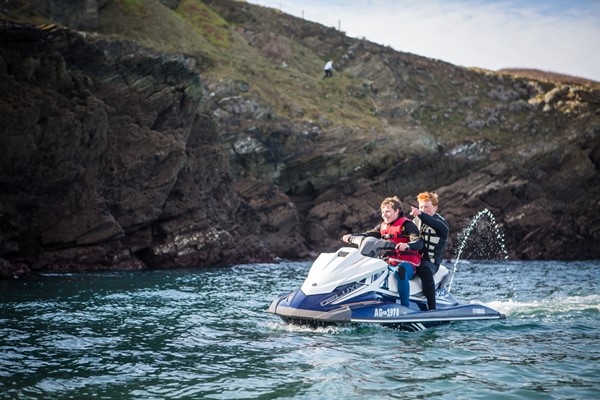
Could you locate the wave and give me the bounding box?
[482,294,600,316]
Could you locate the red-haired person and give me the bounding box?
[410,192,449,310]
[343,196,423,307]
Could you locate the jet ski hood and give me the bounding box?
[301,245,387,295]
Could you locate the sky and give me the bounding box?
[247,0,600,82]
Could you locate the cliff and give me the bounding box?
[1,0,599,279]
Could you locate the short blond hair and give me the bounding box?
[380,196,403,211]
[416,192,439,207]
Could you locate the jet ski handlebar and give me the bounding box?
[382,241,396,250]
[348,235,395,257]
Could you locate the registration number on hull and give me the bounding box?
[374,307,402,318]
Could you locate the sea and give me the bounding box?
[1,259,599,399]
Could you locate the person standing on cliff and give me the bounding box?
[342,196,423,307]
[410,192,449,311]
[322,59,333,79]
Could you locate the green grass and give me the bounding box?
[4,0,574,156]
[93,0,381,130]
[119,0,145,14]
[175,0,230,48]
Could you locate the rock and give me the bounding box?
[234,177,309,259]
[27,0,104,30]
[0,23,278,276]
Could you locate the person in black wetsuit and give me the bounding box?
[410,192,449,311]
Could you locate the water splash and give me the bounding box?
[265,321,345,334]
[448,209,508,292]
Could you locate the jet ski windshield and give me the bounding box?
[354,236,394,258]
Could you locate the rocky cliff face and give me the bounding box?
[204,1,600,261]
[0,22,304,278]
[1,0,599,279]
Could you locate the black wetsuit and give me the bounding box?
[414,212,449,310]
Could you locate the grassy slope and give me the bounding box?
[6,0,593,164]
[95,0,381,131]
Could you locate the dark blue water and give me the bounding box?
[1,260,599,399]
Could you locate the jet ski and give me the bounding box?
[268,236,505,331]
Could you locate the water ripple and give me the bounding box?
[1,261,599,399]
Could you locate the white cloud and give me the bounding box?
[249,0,600,81]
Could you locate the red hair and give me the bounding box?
[416,192,439,207]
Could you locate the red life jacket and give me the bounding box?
[380,217,422,267]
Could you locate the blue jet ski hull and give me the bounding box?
[268,288,506,332]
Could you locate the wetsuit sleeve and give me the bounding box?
[404,221,424,251]
[364,224,382,239]
[419,213,449,239]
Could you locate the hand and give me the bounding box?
[342,234,352,243]
[395,243,409,251]
[410,206,421,217]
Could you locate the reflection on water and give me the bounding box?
[1,260,599,399]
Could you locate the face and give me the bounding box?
[418,200,437,217]
[381,204,400,224]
